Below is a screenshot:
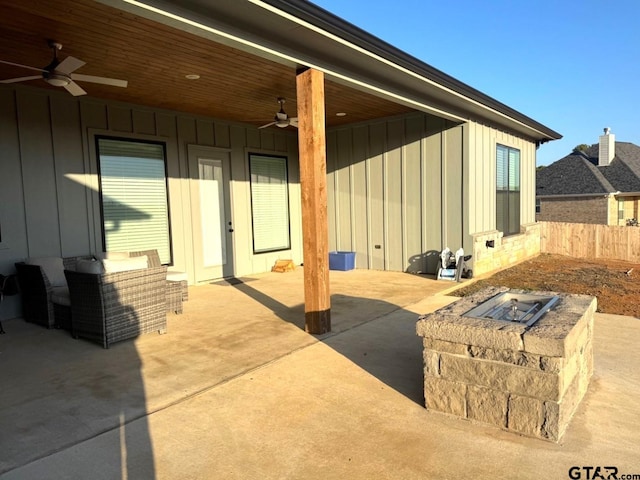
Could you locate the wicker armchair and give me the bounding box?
[64,265,168,348]
[14,256,86,329]
[129,249,186,313]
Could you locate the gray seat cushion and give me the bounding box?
[76,258,105,274]
[167,271,188,282]
[50,286,71,306]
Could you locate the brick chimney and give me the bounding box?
[598,127,615,166]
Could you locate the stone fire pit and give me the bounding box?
[416,286,595,442]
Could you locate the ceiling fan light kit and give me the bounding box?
[259,97,298,129]
[0,41,128,96]
[44,73,71,87]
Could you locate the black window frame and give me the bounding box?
[496,144,521,236]
[95,135,173,264]
[248,153,292,254]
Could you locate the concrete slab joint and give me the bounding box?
[416,287,595,442]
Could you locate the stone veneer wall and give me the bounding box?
[471,223,541,277]
[416,287,595,442]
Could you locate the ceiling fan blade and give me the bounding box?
[289,117,298,125]
[0,59,46,73]
[63,80,87,96]
[56,56,86,75]
[0,75,42,84]
[259,121,276,129]
[71,73,128,88]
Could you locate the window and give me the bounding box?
[249,154,290,253]
[97,137,172,264]
[496,144,520,236]
[618,199,625,221]
[535,198,541,214]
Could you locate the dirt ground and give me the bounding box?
[451,253,640,318]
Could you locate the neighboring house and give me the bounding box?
[536,129,640,225]
[0,0,560,329]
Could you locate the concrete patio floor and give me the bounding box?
[0,268,639,479]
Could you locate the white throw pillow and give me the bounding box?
[97,251,130,260]
[101,255,148,273]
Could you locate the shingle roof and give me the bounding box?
[536,141,640,196]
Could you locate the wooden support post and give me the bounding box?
[296,67,331,334]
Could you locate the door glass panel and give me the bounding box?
[199,159,226,267]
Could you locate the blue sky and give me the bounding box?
[312,0,640,165]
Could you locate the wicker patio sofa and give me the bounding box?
[14,255,90,329]
[127,249,186,313]
[64,260,168,349]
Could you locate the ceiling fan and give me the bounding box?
[259,97,298,129]
[0,41,128,96]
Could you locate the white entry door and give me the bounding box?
[188,145,233,282]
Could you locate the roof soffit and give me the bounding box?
[0,0,413,127]
[98,0,561,141]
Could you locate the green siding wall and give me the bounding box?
[325,117,538,274]
[0,84,302,322]
[465,122,537,237]
[0,84,540,320]
[326,114,465,274]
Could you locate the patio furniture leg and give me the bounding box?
[166,280,183,314]
[0,321,4,334]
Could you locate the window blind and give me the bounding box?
[496,144,520,236]
[249,154,290,253]
[98,138,171,264]
[508,148,521,234]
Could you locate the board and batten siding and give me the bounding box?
[0,85,302,319]
[465,122,537,235]
[326,114,464,274]
[325,117,539,275]
[464,122,541,277]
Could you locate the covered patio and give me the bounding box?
[1,269,639,479]
[1,0,561,335]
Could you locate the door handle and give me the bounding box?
[228,228,234,233]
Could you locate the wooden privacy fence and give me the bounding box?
[540,221,640,263]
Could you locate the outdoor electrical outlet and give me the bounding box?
[486,240,495,248]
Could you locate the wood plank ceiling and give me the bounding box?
[0,0,414,128]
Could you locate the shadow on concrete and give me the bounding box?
[322,294,427,404]
[229,283,428,404]
[0,318,156,477]
[231,280,305,328]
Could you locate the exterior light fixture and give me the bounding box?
[44,73,71,87]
